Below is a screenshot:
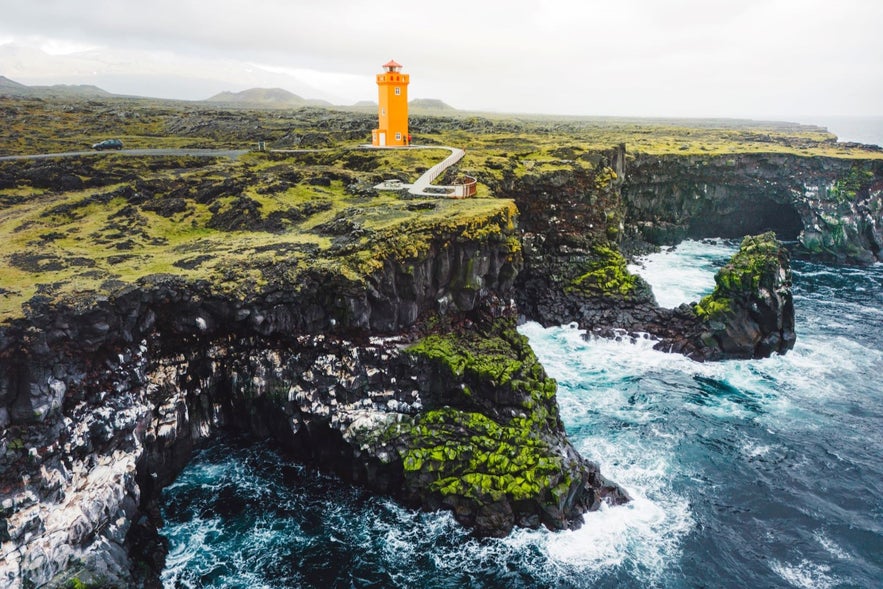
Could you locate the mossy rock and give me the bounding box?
[566,245,640,298]
[376,315,583,533]
[695,231,784,320]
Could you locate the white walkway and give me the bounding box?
[363,145,470,197]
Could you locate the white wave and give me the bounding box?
[549,438,693,583]
[813,530,852,561]
[545,494,691,580]
[519,321,696,583]
[162,516,226,587]
[162,461,229,493]
[770,558,838,589]
[628,239,738,308]
[522,321,783,423]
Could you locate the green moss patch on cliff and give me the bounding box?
[694,232,783,320]
[829,164,876,204]
[565,245,640,298]
[381,317,569,506]
[397,408,566,502]
[407,317,558,414]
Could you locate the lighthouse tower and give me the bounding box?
[372,60,409,147]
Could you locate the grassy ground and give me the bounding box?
[1,96,880,323]
[0,145,513,323]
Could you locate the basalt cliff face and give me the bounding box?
[0,209,627,588]
[623,152,883,265]
[499,146,795,360]
[0,98,878,587]
[9,140,872,587]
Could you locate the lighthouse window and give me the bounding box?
[395,87,401,95]
[381,108,386,115]
[396,132,402,141]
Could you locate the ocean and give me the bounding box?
[160,240,883,588]
[797,115,883,148]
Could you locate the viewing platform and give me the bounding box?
[364,144,478,198]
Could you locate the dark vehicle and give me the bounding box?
[92,139,123,150]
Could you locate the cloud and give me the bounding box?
[1,0,881,116]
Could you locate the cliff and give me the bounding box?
[623,152,883,265]
[0,179,626,587]
[490,147,794,360]
[2,99,877,587]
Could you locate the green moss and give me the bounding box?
[408,333,523,387]
[392,408,565,502]
[829,164,875,204]
[0,149,518,322]
[392,317,569,504]
[694,232,783,320]
[65,576,104,589]
[593,166,618,189]
[566,245,639,297]
[407,317,557,406]
[694,295,732,320]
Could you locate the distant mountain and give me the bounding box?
[410,98,456,111]
[0,75,113,98]
[350,98,457,113]
[205,87,332,108]
[0,43,343,103]
[0,75,27,91]
[36,84,113,98]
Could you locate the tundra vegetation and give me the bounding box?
[2,95,879,325]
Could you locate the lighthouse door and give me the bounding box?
[378,132,386,146]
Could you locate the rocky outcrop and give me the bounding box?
[387,316,626,534]
[500,151,794,361]
[0,211,626,588]
[633,233,795,360]
[689,233,795,358]
[500,146,654,324]
[623,152,883,265]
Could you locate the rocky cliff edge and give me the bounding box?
[0,197,627,588]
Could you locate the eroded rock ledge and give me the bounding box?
[502,149,795,360]
[0,210,626,588]
[623,153,883,265]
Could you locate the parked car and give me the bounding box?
[92,139,123,150]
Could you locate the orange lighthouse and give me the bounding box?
[372,60,409,147]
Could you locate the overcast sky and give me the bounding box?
[1,0,881,118]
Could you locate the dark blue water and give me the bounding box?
[161,242,883,588]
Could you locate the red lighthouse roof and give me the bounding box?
[383,59,403,68]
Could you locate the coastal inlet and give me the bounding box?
[162,240,883,589]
